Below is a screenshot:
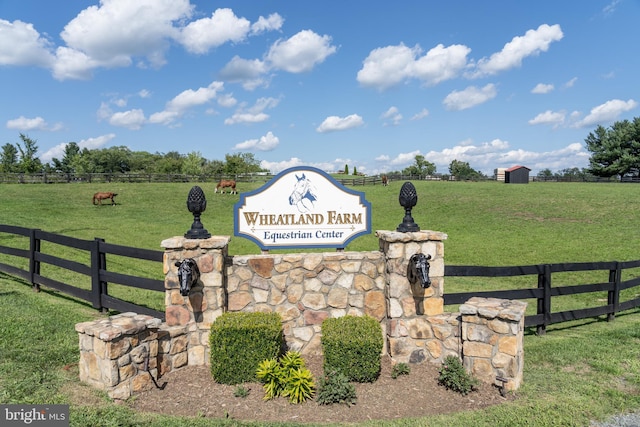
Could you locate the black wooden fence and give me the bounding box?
[1,224,640,332]
[0,224,165,319]
[445,261,640,334]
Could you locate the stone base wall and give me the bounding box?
[76,231,527,399]
[227,251,386,355]
[460,297,527,391]
[75,313,162,400]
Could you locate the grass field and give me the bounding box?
[1,180,640,426]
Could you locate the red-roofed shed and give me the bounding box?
[504,165,531,184]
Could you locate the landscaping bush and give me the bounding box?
[316,369,357,406]
[321,315,383,382]
[438,355,479,395]
[209,312,283,384]
[256,351,315,404]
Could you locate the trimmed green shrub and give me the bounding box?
[321,315,383,383]
[209,311,283,384]
[316,369,357,406]
[438,355,479,395]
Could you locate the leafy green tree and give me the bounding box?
[402,155,436,177]
[353,166,358,176]
[0,143,18,172]
[16,133,43,173]
[585,117,640,178]
[93,146,132,173]
[224,152,265,175]
[155,151,184,174]
[537,168,553,179]
[448,159,483,180]
[344,164,349,175]
[51,142,80,173]
[182,151,205,175]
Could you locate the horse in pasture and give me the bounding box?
[289,173,318,213]
[92,192,117,205]
[215,179,237,194]
[381,175,389,186]
[175,258,200,296]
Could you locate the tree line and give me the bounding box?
[0,134,266,176]
[2,117,638,179]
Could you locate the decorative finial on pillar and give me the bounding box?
[396,182,420,232]
[185,186,211,239]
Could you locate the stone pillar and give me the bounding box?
[161,235,230,366]
[377,230,453,364]
[75,312,162,400]
[460,297,527,391]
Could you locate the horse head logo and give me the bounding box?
[175,258,200,296]
[289,173,318,213]
[407,253,432,288]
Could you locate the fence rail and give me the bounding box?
[2,172,636,185]
[445,261,640,334]
[0,224,165,319]
[1,224,639,331]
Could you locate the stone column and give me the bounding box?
[161,235,230,366]
[377,230,452,364]
[460,297,527,391]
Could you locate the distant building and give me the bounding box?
[504,165,531,184]
[494,168,507,182]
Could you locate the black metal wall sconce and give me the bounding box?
[407,253,432,288]
[175,258,200,296]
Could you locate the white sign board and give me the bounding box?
[234,166,371,250]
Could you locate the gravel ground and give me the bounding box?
[591,411,640,427]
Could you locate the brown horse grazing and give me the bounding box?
[215,179,237,194]
[93,192,118,205]
[381,175,389,186]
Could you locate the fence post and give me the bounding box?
[29,229,41,292]
[607,262,621,322]
[91,238,107,312]
[537,264,552,335]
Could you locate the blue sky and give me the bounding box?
[1,0,638,176]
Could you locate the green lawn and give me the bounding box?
[1,180,640,426]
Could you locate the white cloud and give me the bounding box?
[250,13,284,35]
[233,131,279,151]
[443,83,497,111]
[528,110,565,127]
[261,157,304,173]
[410,109,430,121]
[146,81,224,126]
[531,83,554,94]
[225,97,280,125]
[357,43,470,90]
[564,77,577,88]
[574,99,638,128]
[39,133,116,163]
[0,19,55,67]
[380,107,402,126]
[316,114,364,133]
[266,30,337,73]
[6,116,60,131]
[7,2,280,81]
[55,0,193,79]
[109,109,146,130]
[469,24,563,78]
[218,56,269,90]
[389,150,421,166]
[179,8,249,54]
